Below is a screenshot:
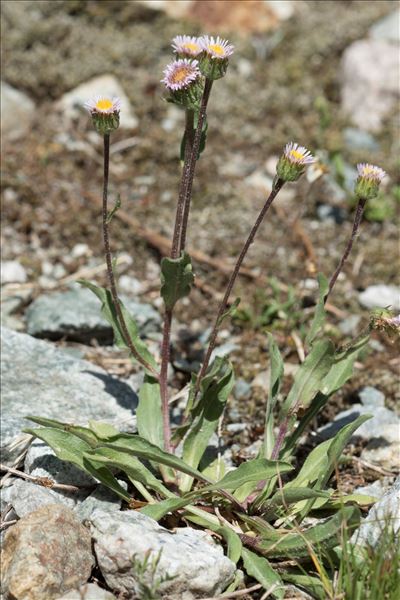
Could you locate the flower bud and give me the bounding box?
[355,163,386,200]
[84,97,121,135]
[276,142,315,182]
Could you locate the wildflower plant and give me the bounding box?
[26,34,392,598]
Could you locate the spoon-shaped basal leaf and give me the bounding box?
[242,548,284,598]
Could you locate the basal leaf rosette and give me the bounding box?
[161,58,203,110]
[354,163,386,200]
[276,142,315,182]
[84,96,121,135]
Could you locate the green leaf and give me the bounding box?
[85,445,171,498]
[160,252,194,311]
[140,494,194,520]
[321,333,370,396]
[214,459,292,492]
[282,573,326,600]
[264,334,284,459]
[136,376,163,449]
[78,280,157,372]
[260,506,360,558]
[261,488,331,514]
[242,549,284,598]
[25,427,130,501]
[180,358,234,492]
[217,297,241,327]
[280,339,335,419]
[305,273,329,346]
[93,433,209,483]
[217,526,242,564]
[106,193,121,224]
[26,415,98,446]
[88,421,119,440]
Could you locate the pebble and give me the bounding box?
[251,369,270,390]
[343,127,379,152]
[359,284,400,311]
[341,39,399,132]
[352,476,400,548]
[55,74,138,130]
[233,378,251,401]
[55,583,116,600]
[339,314,361,336]
[90,509,235,599]
[1,81,35,142]
[369,9,400,43]
[1,260,27,284]
[317,204,347,225]
[1,504,94,600]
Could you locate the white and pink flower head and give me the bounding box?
[172,35,202,57]
[199,35,234,59]
[284,142,315,166]
[161,59,201,91]
[84,97,121,115]
[356,163,386,183]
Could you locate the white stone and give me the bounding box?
[370,9,400,43]
[264,0,295,20]
[1,81,35,142]
[341,39,399,132]
[1,260,27,284]
[55,74,138,130]
[90,509,235,599]
[359,284,400,311]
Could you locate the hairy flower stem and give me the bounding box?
[194,179,285,397]
[102,134,158,378]
[326,197,367,301]
[159,82,213,452]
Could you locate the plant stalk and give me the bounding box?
[101,134,158,378]
[326,196,367,301]
[195,179,285,396]
[159,82,214,452]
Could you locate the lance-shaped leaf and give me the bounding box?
[26,415,98,446]
[180,358,234,492]
[282,573,326,600]
[106,193,121,224]
[78,280,157,372]
[136,375,163,449]
[305,273,329,346]
[24,426,130,501]
[160,252,194,311]
[242,549,284,598]
[259,506,361,558]
[280,339,335,420]
[217,297,241,327]
[212,458,292,492]
[264,334,284,459]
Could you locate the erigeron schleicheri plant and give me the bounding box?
[25,34,393,598]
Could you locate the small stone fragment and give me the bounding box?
[359,284,400,311]
[1,82,35,142]
[1,260,27,284]
[1,504,94,600]
[55,583,116,600]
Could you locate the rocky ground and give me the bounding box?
[1,1,399,599]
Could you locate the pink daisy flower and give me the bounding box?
[199,35,234,59]
[161,59,201,91]
[84,97,121,115]
[284,142,315,166]
[172,35,202,57]
[357,163,386,183]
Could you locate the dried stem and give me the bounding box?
[159,82,213,452]
[326,196,367,301]
[0,463,94,493]
[102,134,158,378]
[194,180,285,396]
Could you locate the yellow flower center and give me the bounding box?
[95,99,113,111]
[362,166,374,175]
[209,44,225,56]
[289,149,304,160]
[183,42,200,53]
[172,66,190,83]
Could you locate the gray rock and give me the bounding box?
[25,440,96,489]
[1,479,79,518]
[358,386,385,408]
[341,39,399,132]
[25,284,161,343]
[1,260,27,284]
[317,204,347,225]
[55,74,138,130]
[1,504,94,600]
[343,127,379,152]
[233,379,251,401]
[370,9,400,43]
[352,476,400,547]
[74,484,125,522]
[1,82,35,142]
[55,583,116,600]
[90,509,235,599]
[359,284,400,311]
[1,327,137,448]
[339,314,361,336]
